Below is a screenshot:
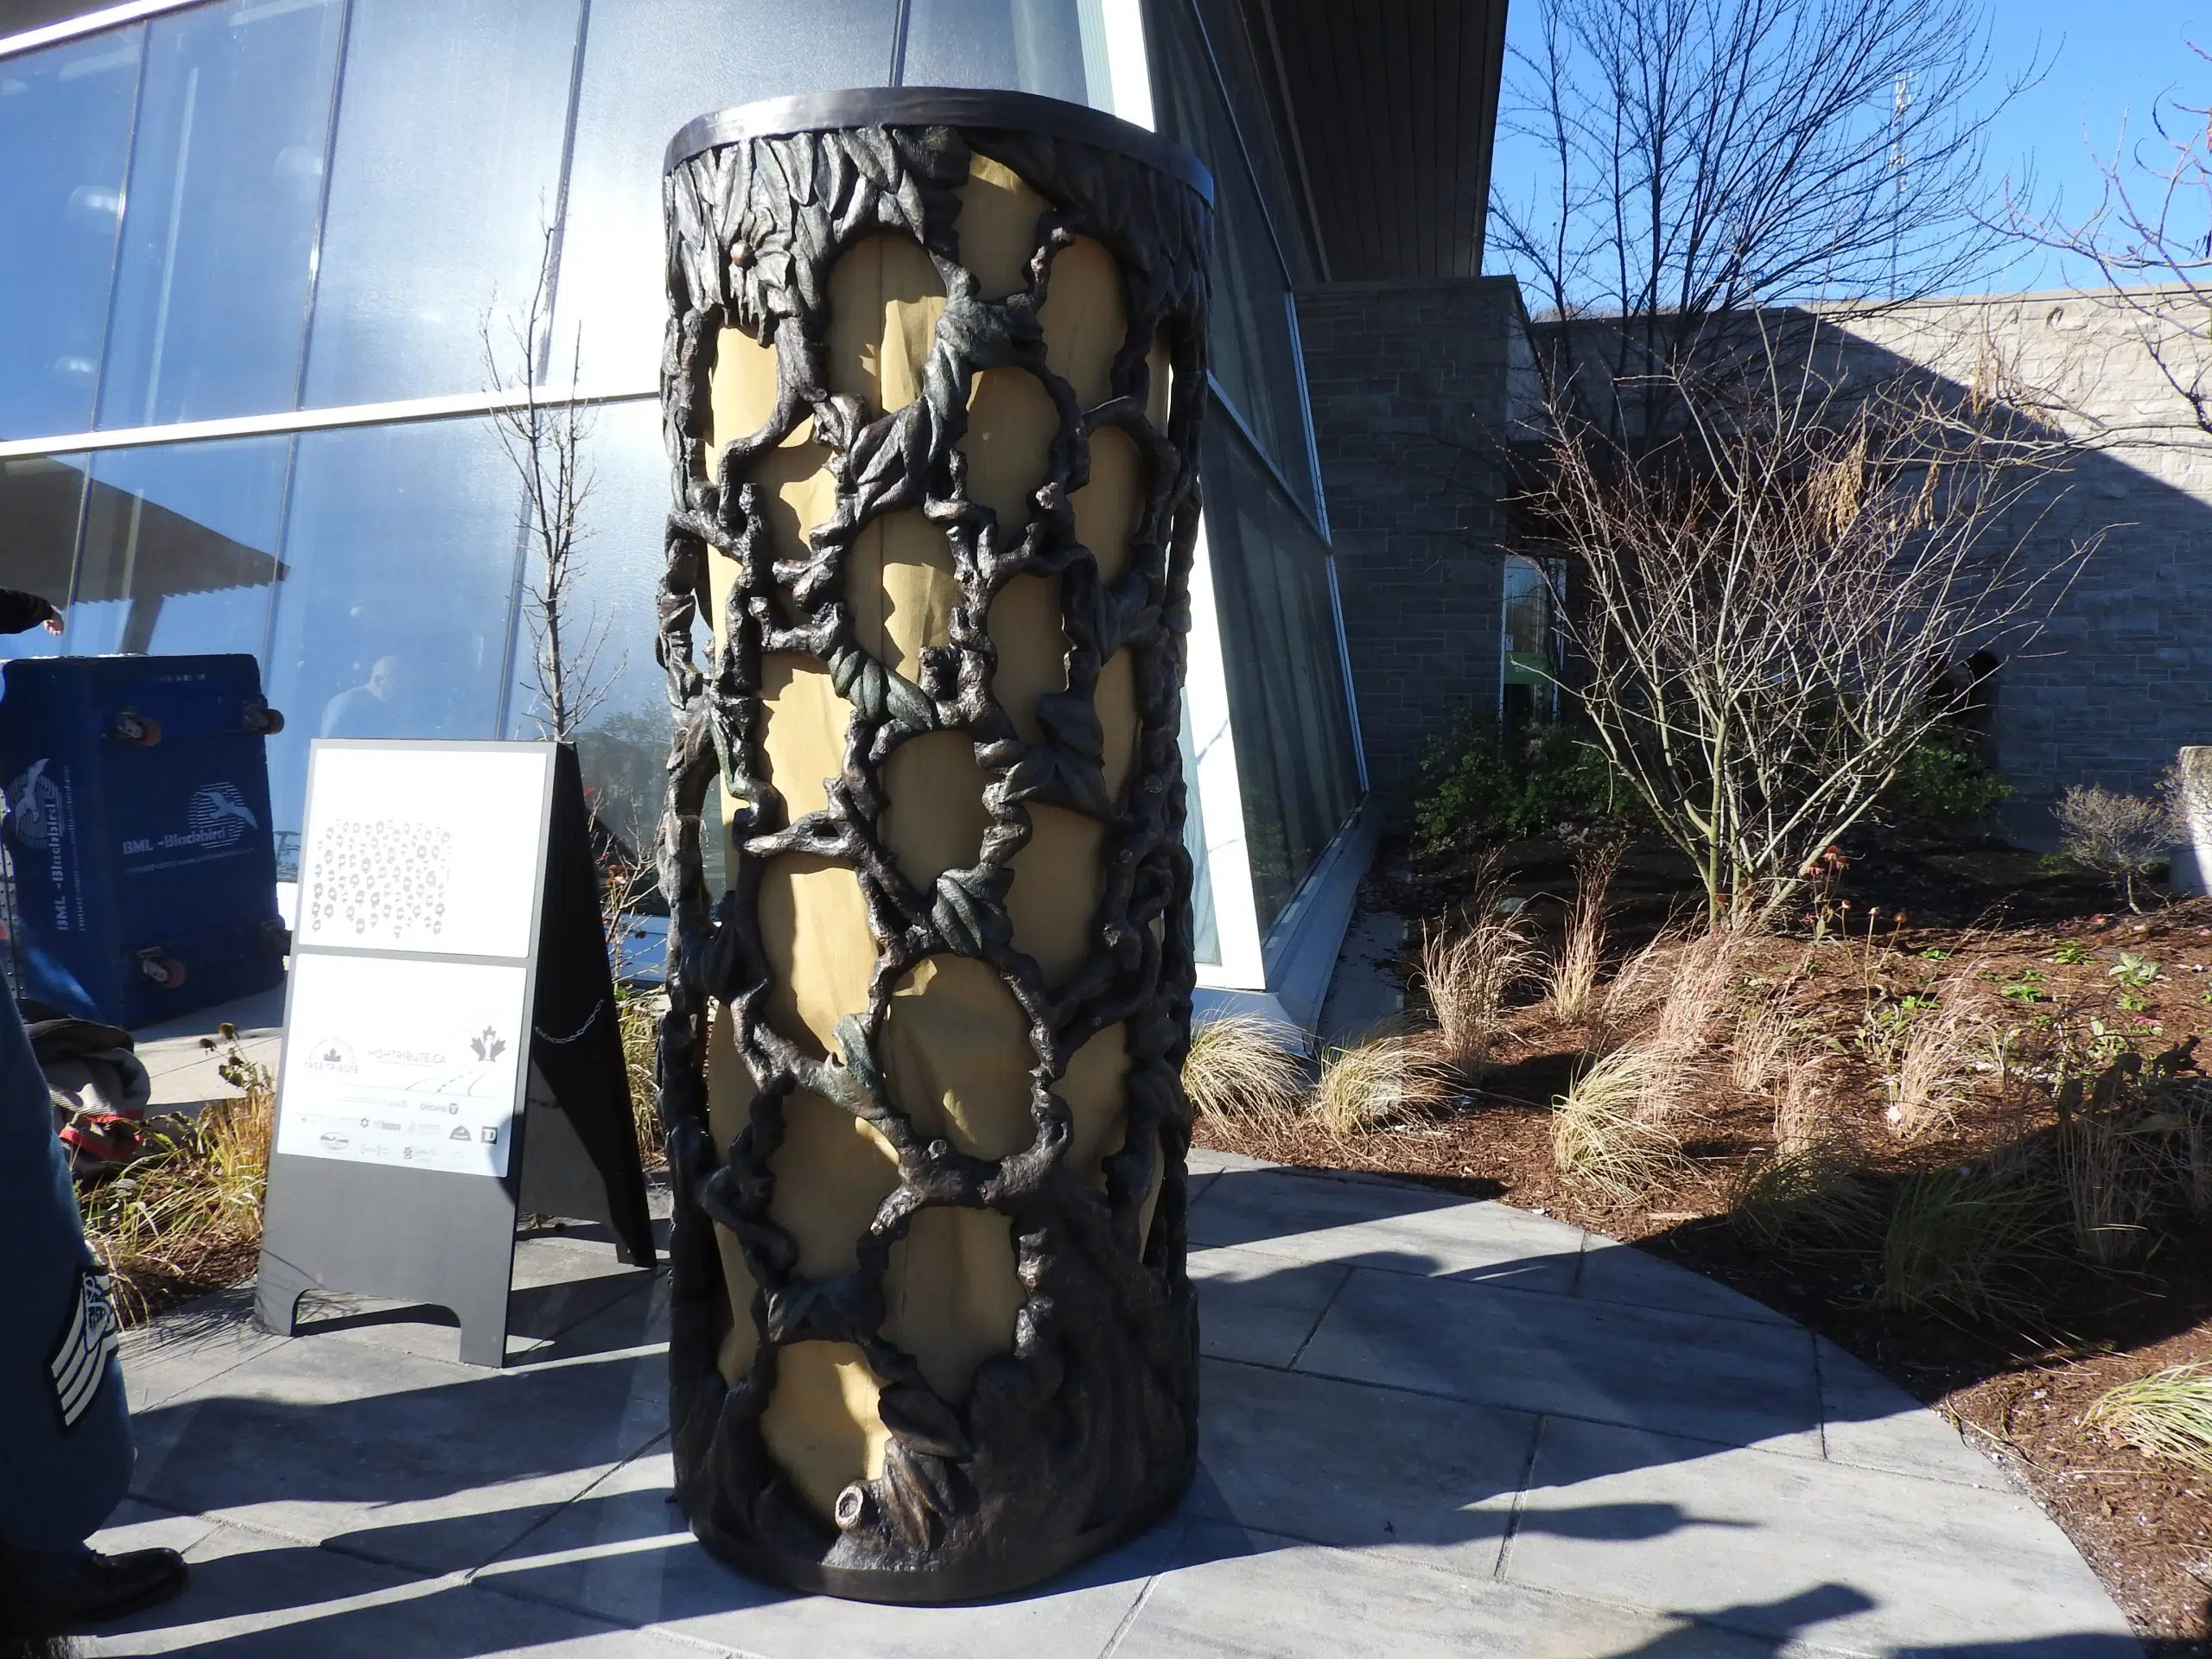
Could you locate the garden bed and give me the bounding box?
[1196,833,2212,1653]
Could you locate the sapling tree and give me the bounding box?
[1523,327,2093,926]
[483,223,608,743]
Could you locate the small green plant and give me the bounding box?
[2082,1363,2212,1471]
[1918,947,1952,961]
[1999,969,2045,1003]
[1413,711,1632,852]
[2050,940,2093,965]
[1879,724,2012,830]
[1877,1165,2058,1321]
[2109,952,2160,988]
[2114,990,2152,1014]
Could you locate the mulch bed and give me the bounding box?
[1196,831,2212,1654]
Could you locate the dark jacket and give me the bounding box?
[0,591,59,637]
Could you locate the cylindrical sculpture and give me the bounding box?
[652,88,1212,1602]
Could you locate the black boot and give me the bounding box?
[44,1548,189,1631]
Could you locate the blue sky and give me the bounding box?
[1491,0,2212,295]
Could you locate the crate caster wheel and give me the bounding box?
[137,953,187,988]
[242,701,285,735]
[112,710,162,747]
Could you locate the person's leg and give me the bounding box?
[0,994,185,1628]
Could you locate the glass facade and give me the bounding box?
[1,0,1362,977]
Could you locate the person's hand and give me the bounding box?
[42,613,63,634]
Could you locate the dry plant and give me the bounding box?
[1526,333,2089,928]
[1730,987,1797,1095]
[2057,1111,2159,1264]
[1418,912,1536,1079]
[2054,772,2185,912]
[1885,966,1993,1138]
[1731,1052,1881,1245]
[79,1051,276,1323]
[1313,1026,1454,1140]
[1545,839,1622,1025]
[1877,1164,2058,1321]
[1183,1014,1312,1135]
[2083,1363,2212,1472]
[1586,931,1675,1056]
[1551,1049,1684,1198]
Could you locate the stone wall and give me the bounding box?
[1294,276,1535,817]
[1834,293,2212,844]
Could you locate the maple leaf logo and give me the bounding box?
[469,1027,506,1063]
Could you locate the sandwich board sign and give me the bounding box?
[256,739,653,1367]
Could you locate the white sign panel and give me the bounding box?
[276,950,529,1176]
[294,745,552,959]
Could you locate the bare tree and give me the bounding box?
[484,224,608,743]
[2016,45,2212,444]
[1493,0,2042,442]
[1523,324,2094,926]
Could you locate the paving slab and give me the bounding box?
[1187,1358,1535,1579]
[83,1515,705,1657]
[1186,1246,1349,1366]
[1188,1166,1586,1292]
[91,1152,2139,1658]
[131,983,287,1112]
[1116,1522,1810,1658]
[1502,1415,2139,1656]
[1297,1264,1826,1452]
[1573,1235,1795,1326]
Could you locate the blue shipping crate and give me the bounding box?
[0,654,287,1027]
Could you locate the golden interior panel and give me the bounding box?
[760,1340,888,1521]
[707,1003,763,1384]
[987,573,1066,743]
[957,154,1048,300]
[1073,424,1141,583]
[1096,647,1140,806]
[708,329,836,565]
[883,1208,1024,1403]
[768,1089,900,1281]
[1007,804,1105,986]
[1061,1021,1130,1192]
[758,854,874,1059]
[826,234,946,413]
[757,652,849,823]
[962,368,1055,527]
[1037,236,1125,410]
[1147,329,1172,429]
[879,732,992,889]
[845,510,959,683]
[881,955,1033,1160]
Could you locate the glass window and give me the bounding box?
[0,29,141,439]
[0,454,88,666]
[1203,419,1358,931]
[901,0,1109,108]
[554,0,899,391]
[1150,0,1316,518]
[505,397,667,845]
[1501,554,1560,728]
[1188,0,1316,284]
[261,416,525,835]
[68,436,290,659]
[1179,699,1220,964]
[99,0,345,429]
[301,0,584,408]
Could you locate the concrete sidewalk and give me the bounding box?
[85,1152,2139,1657]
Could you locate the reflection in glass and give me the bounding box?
[1179,698,1220,964]
[554,0,899,389]
[1202,421,1358,932]
[263,417,525,835]
[1151,0,1316,517]
[506,398,675,861]
[0,29,141,439]
[901,0,1109,107]
[1187,0,1315,283]
[69,438,291,658]
[302,0,583,407]
[99,0,344,428]
[0,454,90,666]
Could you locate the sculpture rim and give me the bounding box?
[661,85,1215,204]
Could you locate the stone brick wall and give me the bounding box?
[1834,295,2212,844]
[1294,276,1534,817]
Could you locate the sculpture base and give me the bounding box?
[686,1467,1193,1605]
